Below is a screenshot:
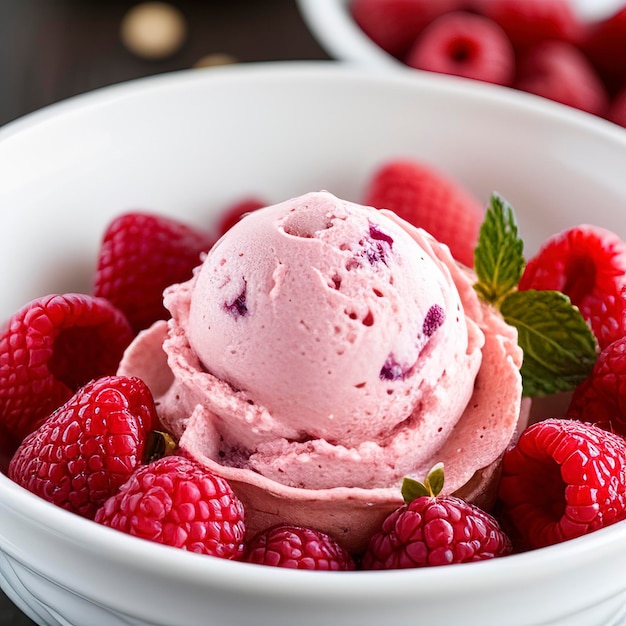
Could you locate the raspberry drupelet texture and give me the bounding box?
[498,418,626,550]
[95,455,246,560]
[244,524,355,570]
[519,224,626,349]
[362,494,511,569]
[0,293,133,441]
[568,336,626,437]
[94,212,215,334]
[8,375,156,519]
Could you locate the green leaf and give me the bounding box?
[500,289,597,397]
[401,463,446,503]
[401,477,429,504]
[474,193,525,305]
[424,462,444,496]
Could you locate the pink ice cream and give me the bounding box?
[118,191,526,552]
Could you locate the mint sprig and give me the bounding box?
[473,193,597,397]
[474,193,525,306]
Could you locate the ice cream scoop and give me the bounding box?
[119,191,526,552]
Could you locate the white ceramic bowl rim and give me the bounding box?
[2,60,624,150]
[2,468,625,598]
[2,61,626,608]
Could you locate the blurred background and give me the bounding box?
[0,0,329,128]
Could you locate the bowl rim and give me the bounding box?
[2,469,626,599]
[1,60,624,147]
[2,60,626,602]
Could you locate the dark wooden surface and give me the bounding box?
[0,1,328,622]
[0,0,329,128]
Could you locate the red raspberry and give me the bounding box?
[581,7,626,94]
[350,0,464,59]
[244,524,355,570]
[362,495,511,569]
[568,336,626,437]
[0,294,133,441]
[405,11,515,86]
[215,196,266,238]
[362,159,485,267]
[498,418,626,550]
[514,40,609,116]
[95,455,246,560]
[8,376,156,519]
[609,87,626,129]
[94,212,214,334]
[476,0,584,52]
[518,224,626,349]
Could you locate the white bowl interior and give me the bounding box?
[2,62,626,321]
[2,62,626,626]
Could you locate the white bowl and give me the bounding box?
[2,62,626,626]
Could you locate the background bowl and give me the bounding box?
[2,62,626,626]
[296,0,401,70]
[296,0,626,70]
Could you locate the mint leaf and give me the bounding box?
[500,289,597,397]
[471,193,598,397]
[474,193,525,305]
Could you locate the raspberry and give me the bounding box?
[518,224,626,349]
[362,494,511,569]
[477,0,584,52]
[568,336,626,437]
[350,0,464,59]
[94,212,214,334]
[405,11,515,86]
[609,87,626,129]
[215,196,266,238]
[95,455,246,560]
[362,159,485,267]
[8,376,156,519]
[0,294,133,441]
[244,524,355,570]
[581,7,626,94]
[498,418,626,550]
[514,40,609,116]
